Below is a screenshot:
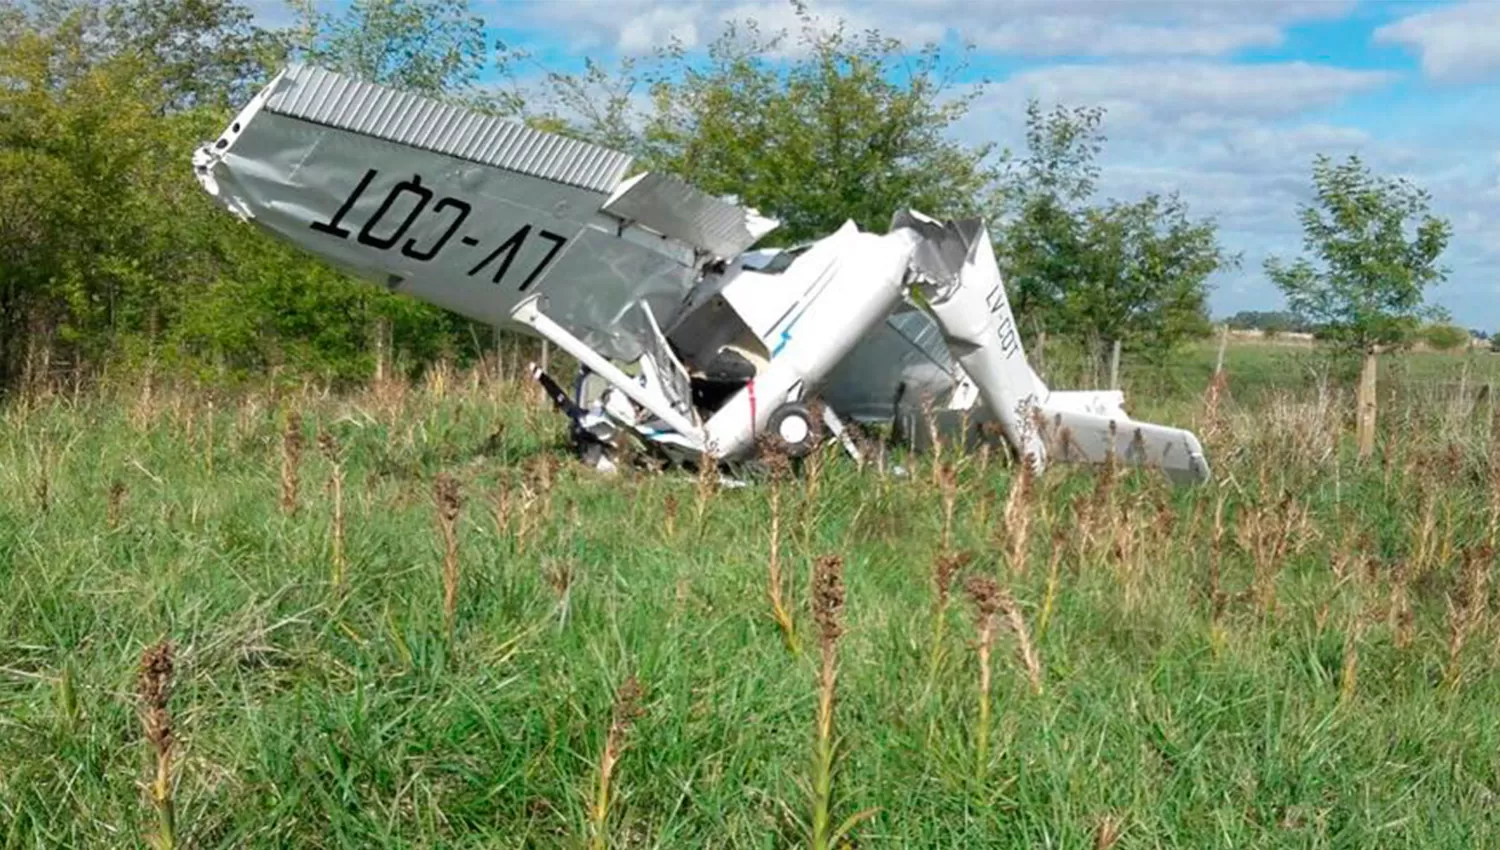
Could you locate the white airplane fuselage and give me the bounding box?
[698,224,919,458]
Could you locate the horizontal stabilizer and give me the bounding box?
[1036,407,1210,485]
[1044,390,1127,419]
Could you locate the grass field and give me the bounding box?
[5,343,1500,847]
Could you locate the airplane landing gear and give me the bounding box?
[766,402,821,458]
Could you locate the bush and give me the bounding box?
[1422,323,1471,352]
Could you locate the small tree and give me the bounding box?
[1265,154,1451,355]
[1067,193,1228,365]
[1267,154,1451,458]
[285,0,514,114]
[997,102,1230,366]
[995,102,1104,335]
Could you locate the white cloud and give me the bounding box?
[1375,2,1500,83]
[616,7,701,53]
[975,18,1283,57]
[954,60,1500,320]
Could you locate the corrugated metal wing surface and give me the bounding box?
[264,65,634,195]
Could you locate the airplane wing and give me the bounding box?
[192,64,775,364]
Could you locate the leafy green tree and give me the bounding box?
[0,6,207,387]
[103,0,282,111]
[2,0,274,111]
[1067,194,1227,361]
[286,0,501,108]
[531,29,1226,365]
[994,102,1105,335]
[0,0,493,392]
[1265,154,1451,354]
[995,101,1230,364]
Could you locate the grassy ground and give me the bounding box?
[4,345,1500,847]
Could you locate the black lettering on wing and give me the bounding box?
[402,197,471,261]
[519,230,568,292]
[310,169,378,238]
[467,225,531,284]
[358,175,432,250]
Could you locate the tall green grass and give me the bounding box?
[2,348,1500,847]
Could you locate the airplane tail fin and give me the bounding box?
[899,210,1211,484]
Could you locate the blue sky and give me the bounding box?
[291,0,1500,326]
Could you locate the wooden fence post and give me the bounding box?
[373,316,390,382]
[1356,347,1378,460]
[1108,339,1122,391]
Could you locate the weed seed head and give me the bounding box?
[610,675,645,740]
[813,555,846,647]
[1094,814,1124,850]
[964,574,1001,621]
[756,433,793,482]
[434,473,463,524]
[138,641,174,753]
[317,430,341,462]
[933,551,971,606]
[282,412,304,455]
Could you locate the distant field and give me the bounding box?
[4,355,1500,847]
[1107,338,1500,416]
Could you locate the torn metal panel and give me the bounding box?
[264,65,634,194]
[602,171,779,258]
[637,303,696,418]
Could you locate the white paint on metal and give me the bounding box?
[702,226,918,459]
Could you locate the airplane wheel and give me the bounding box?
[767,402,820,458]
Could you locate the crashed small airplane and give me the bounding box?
[193,65,1210,484]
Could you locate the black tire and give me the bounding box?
[766,402,821,458]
